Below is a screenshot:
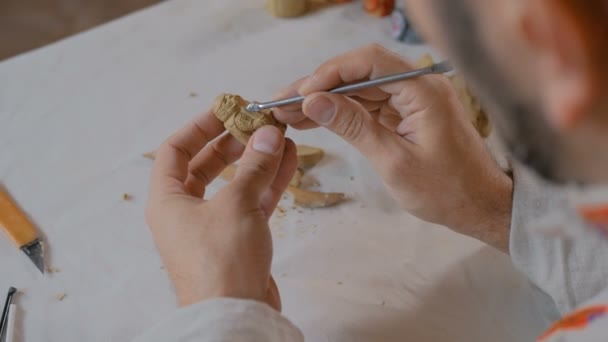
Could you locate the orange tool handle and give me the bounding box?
[0,186,38,247]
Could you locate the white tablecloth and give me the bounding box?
[0,1,551,341]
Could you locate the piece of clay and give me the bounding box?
[266,0,308,18]
[415,54,434,69]
[415,54,491,137]
[213,93,287,145]
[287,186,346,208]
[449,74,492,137]
[47,266,60,274]
[122,193,132,201]
[296,145,325,169]
[143,151,156,160]
[55,293,66,301]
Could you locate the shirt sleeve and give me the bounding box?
[538,290,608,342]
[509,162,608,316]
[131,298,304,342]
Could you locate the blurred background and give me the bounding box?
[0,0,164,61]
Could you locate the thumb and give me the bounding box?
[231,125,285,200]
[302,92,390,156]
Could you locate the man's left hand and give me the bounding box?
[146,110,297,310]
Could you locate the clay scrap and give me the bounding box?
[142,151,156,160]
[266,0,308,18]
[296,145,325,169]
[287,186,345,208]
[213,93,287,145]
[266,0,353,18]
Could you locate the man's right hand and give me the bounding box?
[274,44,513,252]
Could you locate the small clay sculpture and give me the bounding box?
[213,93,287,145]
[266,0,308,18]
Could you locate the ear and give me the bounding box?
[518,0,595,130]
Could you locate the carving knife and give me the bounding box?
[245,61,452,112]
[0,186,45,274]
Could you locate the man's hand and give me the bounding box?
[274,44,513,251]
[145,110,297,310]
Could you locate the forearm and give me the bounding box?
[471,174,513,253]
[452,169,514,253]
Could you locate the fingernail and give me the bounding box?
[305,95,335,124]
[253,126,282,154]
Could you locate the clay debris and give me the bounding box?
[296,145,324,169]
[266,0,308,18]
[287,186,345,209]
[143,151,156,160]
[47,266,60,274]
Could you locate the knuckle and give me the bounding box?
[167,140,193,160]
[191,121,211,145]
[337,108,365,142]
[239,158,275,179]
[189,168,211,186]
[366,43,386,56]
[313,64,337,83]
[156,141,173,158]
[211,141,231,167]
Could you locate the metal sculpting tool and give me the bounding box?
[0,186,45,273]
[5,303,17,342]
[245,61,452,112]
[0,287,17,339]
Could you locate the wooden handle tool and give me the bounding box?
[0,186,44,273]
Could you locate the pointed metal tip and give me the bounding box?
[21,240,45,274]
[245,102,260,112]
[432,61,453,74]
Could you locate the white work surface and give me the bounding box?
[0,1,553,341]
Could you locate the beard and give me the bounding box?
[433,1,565,183]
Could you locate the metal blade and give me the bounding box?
[21,240,44,274]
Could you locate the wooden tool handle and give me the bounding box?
[0,186,38,247]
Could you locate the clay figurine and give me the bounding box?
[213,93,287,145]
[266,0,308,18]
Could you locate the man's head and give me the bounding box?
[404,0,608,184]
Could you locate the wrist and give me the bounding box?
[455,171,514,253]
